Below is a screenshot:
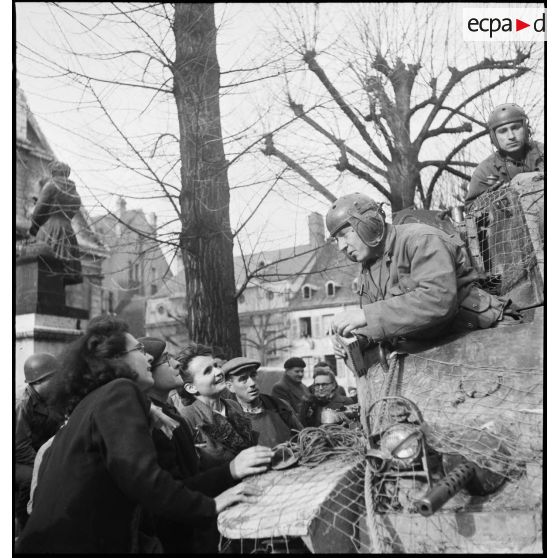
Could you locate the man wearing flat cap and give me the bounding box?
[270,357,311,417]
[225,357,302,448]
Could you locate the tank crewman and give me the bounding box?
[327,193,508,349]
[15,353,65,531]
[465,103,544,203]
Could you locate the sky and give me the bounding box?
[7,2,558,551]
[15,2,545,267]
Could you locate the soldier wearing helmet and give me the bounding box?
[15,353,64,531]
[466,103,544,202]
[327,193,507,347]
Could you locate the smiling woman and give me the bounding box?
[176,343,259,469]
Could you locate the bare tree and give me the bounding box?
[262,4,543,211]
[16,3,293,353]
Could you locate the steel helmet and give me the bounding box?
[326,192,386,247]
[487,104,529,149]
[24,353,58,385]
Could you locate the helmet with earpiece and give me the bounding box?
[326,193,386,247]
[487,103,530,150]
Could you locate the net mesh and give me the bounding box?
[463,173,544,307]
[218,175,543,553]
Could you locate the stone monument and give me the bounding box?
[15,161,89,385]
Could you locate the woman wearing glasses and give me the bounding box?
[300,369,355,427]
[16,315,259,554]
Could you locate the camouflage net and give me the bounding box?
[463,173,544,307]
[218,174,543,553]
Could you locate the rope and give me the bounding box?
[292,425,367,468]
[363,352,400,554]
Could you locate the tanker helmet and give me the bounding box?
[24,353,58,385]
[487,104,529,150]
[326,192,386,247]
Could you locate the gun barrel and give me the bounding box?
[416,462,476,517]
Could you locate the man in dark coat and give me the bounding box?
[326,193,507,346]
[140,337,273,553]
[15,353,64,531]
[224,357,303,448]
[271,357,311,416]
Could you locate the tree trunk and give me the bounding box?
[386,155,420,212]
[172,3,241,355]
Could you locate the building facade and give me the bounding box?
[237,212,361,389]
[91,198,171,337]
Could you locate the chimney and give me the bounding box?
[308,212,325,249]
[118,197,127,218]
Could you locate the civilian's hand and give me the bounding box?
[229,445,273,479]
[215,483,262,513]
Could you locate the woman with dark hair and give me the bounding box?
[16,315,259,554]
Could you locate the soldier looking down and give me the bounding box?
[466,103,544,203]
[327,193,508,348]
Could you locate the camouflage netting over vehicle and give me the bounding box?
[218,173,543,554]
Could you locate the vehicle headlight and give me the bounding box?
[380,423,422,467]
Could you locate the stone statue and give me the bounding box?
[29,161,82,282]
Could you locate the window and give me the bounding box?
[134,264,140,282]
[150,284,158,295]
[299,317,312,338]
[326,281,335,297]
[238,294,245,304]
[266,291,274,300]
[303,285,312,299]
[322,314,334,335]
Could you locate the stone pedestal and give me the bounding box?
[15,250,89,388]
[15,314,87,388]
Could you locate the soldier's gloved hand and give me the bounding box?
[331,309,367,337]
[333,336,347,360]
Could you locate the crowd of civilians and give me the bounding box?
[15,315,357,554]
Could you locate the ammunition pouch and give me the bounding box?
[453,286,507,332]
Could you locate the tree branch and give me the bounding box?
[302,49,390,166]
[422,122,472,141]
[425,129,488,206]
[261,134,336,202]
[289,97,387,177]
[416,49,531,146]
[336,146,392,201]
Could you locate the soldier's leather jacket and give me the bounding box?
[465,141,544,203]
[355,223,504,344]
[15,385,64,467]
